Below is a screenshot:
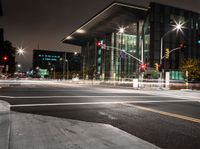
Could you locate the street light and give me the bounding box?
[17,47,25,56]
[118,27,126,80]
[159,21,184,87]
[17,64,21,72]
[160,23,184,65]
[119,27,125,34]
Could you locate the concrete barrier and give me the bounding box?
[0,100,10,149]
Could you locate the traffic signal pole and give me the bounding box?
[100,43,144,88]
[160,46,185,88]
[161,47,184,60]
[141,39,144,88]
[105,46,142,63]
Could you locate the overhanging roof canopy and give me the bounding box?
[62,2,148,46]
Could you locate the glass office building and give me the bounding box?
[33,50,81,76]
[147,3,200,70]
[63,2,200,80]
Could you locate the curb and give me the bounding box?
[0,100,10,149]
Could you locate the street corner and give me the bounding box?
[0,100,10,112]
[0,100,10,149]
[9,112,160,149]
[0,100,10,111]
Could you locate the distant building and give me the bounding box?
[62,2,200,80]
[32,49,81,78]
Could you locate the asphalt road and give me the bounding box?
[1,84,200,149]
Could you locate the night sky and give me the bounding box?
[1,0,199,71]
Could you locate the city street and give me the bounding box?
[1,0,200,149]
[1,81,200,149]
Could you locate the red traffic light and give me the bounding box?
[3,56,8,61]
[140,63,146,72]
[141,64,145,68]
[96,41,102,47]
[179,43,185,49]
[97,40,107,49]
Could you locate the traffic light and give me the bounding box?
[96,40,106,49]
[155,63,159,71]
[96,41,102,47]
[140,63,146,72]
[2,56,8,61]
[179,43,185,49]
[165,48,169,59]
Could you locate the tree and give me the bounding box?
[87,65,96,79]
[179,58,200,80]
[3,40,16,73]
[0,40,16,73]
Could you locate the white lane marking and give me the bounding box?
[0,96,14,98]
[10,99,200,108]
[0,95,154,99]
[123,103,200,124]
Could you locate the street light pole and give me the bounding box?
[160,23,183,65]
[66,59,69,80]
[63,52,66,80]
[160,30,172,65]
[160,36,163,65]
[141,38,144,87]
[159,23,184,87]
[160,31,172,87]
[52,65,55,79]
[82,55,85,80]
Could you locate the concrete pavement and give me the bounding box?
[0,100,10,149]
[1,80,200,149]
[9,112,160,149]
[0,100,160,149]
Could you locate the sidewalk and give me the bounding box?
[141,90,200,101]
[9,111,160,149]
[0,100,10,149]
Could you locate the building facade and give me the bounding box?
[63,2,200,80]
[147,3,200,70]
[32,49,81,78]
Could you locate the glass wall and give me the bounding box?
[110,22,143,80]
[143,15,150,65]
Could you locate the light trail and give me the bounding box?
[10,99,200,107]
